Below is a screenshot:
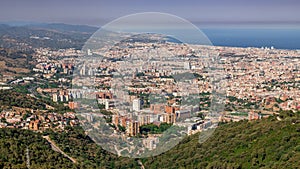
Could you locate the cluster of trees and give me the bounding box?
[0,89,72,115]
[0,90,46,110]
[226,95,259,111]
[140,123,172,135]
[38,82,59,89]
[12,84,31,94]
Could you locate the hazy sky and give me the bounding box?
[0,0,299,27]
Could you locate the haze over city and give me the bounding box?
[1,0,300,27]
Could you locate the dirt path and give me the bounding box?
[137,160,145,169]
[42,136,77,164]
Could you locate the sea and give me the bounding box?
[202,28,300,50]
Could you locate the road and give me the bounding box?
[138,160,145,169]
[42,136,77,164]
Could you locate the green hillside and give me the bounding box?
[0,111,299,169]
[143,111,300,169]
[0,129,76,169]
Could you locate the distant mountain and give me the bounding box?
[0,23,99,75]
[27,23,99,34]
[0,22,99,33]
[0,23,98,50]
[0,24,10,29]
[0,21,42,26]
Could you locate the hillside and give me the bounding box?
[0,24,97,50]
[0,129,76,169]
[0,23,98,76]
[0,111,299,168]
[143,111,300,169]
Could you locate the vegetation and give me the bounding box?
[143,111,300,168]
[0,24,96,50]
[0,111,299,168]
[0,129,76,168]
[12,84,32,94]
[48,127,139,168]
[0,48,34,76]
[0,90,46,110]
[140,123,173,135]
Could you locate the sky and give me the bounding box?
[0,0,300,27]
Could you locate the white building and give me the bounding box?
[132,98,142,111]
[184,62,191,70]
[52,94,58,102]
[105,100,115,110]
[87,49,92,56]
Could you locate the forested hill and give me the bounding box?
[143,111,300,168]
[0,23,98,50]
[0,111,299,168]
[0,129,76,168]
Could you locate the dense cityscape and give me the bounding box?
[0,1,299,166]
[1,35,299,131]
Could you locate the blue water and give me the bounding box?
[202,29,300,50]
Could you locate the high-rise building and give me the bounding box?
[52,94,58,102]
[105,100,115,110]
[126,120,139,136]
[165,105,180,114]
[86,114,93,122]
[60,95,64,102]
[133,98,142,111]
[80,65,86,76]
[88,68,94,76]
[87,49,92,56]
[184,61,191,70]
[65,95,69,102]
[162,113,176,124]
[138,114,151,126]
